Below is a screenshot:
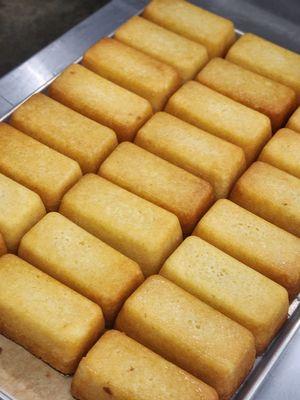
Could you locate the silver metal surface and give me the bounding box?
[0,1,299,399]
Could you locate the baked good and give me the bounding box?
[0,123,82,211]
[0,254,104,374]
[226,33,300,104]
[48,64,152,142]
[10,93,117,174]
[18,212,144,325]
[287,106,300,132]
[165,81,271,164]
[83,37,181,111]
[0,173,46,252]
[194,199,300,298]
[115,275,255,400]
[0,232,7,256]
[135,112,246,198]
[99,142,214,234]
[72,330,218,400]
[230,161,300,237]
[59,174,182,277]
[143,0,235,57]
[114,16,208,81]
[160,236,289,353]
[259,128,300,179]
[197,57,296,131]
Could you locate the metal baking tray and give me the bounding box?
[0,1,299,399]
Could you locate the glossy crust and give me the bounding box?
[0,123,82,211]
[83,38,181,111]
[10,93,117,173]
[48,64,153,142]
[230,162,300,237]
[0,173,46,252]
[115,16,208,81]
[287,106,300,132]
[143,0,235,58]
[135,112,246,199]
[161,236,289,353]
[259,128,300,179]
[18,212,144,325]
[226,33,300,104]
[116,275,255,400]
[59,174,182,277]
[72,330,218,400]
[194,199,300,298]
[99,142,214,234]
[197,58,297,131]
[0,254,104,374]
[165,81,271,164]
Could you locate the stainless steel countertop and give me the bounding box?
[0,1,299,399]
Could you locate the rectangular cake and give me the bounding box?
[114,16,208,81]
[116,275,255,400]
[99,142,213,234]
[0,254,104,374]
[0,123,82,211]
[10,93,117,173]
[59,174,182,277]
[82,38,181,111]
[230,161,300,237]
[160,236,289,353]
[165,81,271,164]
[48,64,153,142]
[18,212,144,325]
[72,330,218,400]
[194,199,300,298]
[287,106,300,133]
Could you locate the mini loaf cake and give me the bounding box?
[143,0,235,57]
[230,162,300,237]
[72,330,218,400]
[0,254,104,374]
[165,81,271,164]
[287,106,300,132]
[0,123,82,211]
[18,212,144,325]
[48,64,153,142]
[226,33,300,104]
[116,275,255,400]
[10,93,118,174]
[259,128,300,179]
[194,199,300,298]
[99,142,214,234]
[83,38,181,111]
[59,174,182,277]
[115,16,208,81]
[0,173,46,252]
[197,57,296,131]
[135,112,246,198]
[160,236,289,353]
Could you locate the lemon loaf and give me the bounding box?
[116,275,255,400]
[160,236,289,353]
[10,93,117,173]
[0,254,104,374]
[115,16,208,81]
[72,330,218,400]
[230,162,300,237]
[59,174,182,277]
[165,81,271,164]
[99,142,213,234]
[0,123,81,210]
[18,212,144,325]
[49,64,152,142]
[83,38,181,111]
